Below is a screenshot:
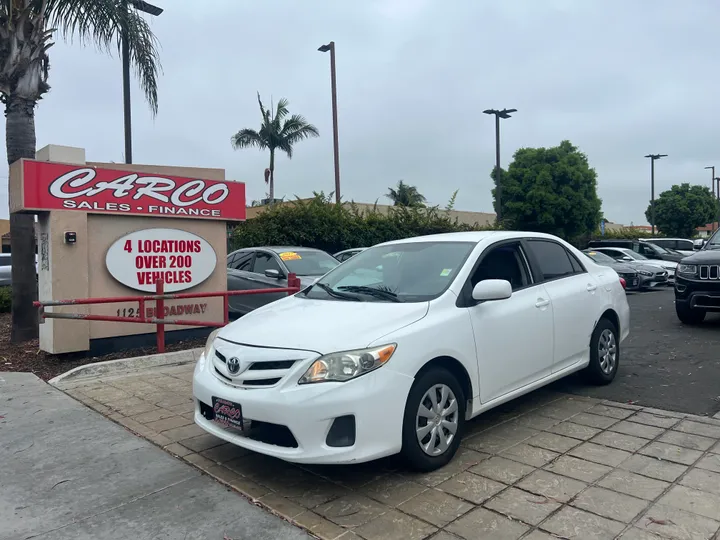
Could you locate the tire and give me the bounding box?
[401,367,466,472]
[584,318,619,385]
[676,304,705,325]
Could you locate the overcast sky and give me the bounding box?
[2,0,719,226]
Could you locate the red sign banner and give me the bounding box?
[20,160,246,220]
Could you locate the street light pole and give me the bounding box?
[318,41,341,204]
[715,177,720,232]
[645,154,667,235]
[708,166,717,231]
[483,108,517,223]
[122,0,163,164]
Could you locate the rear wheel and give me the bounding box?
[401,367,465,471]
[676,304,705,325]
[585,318,619,385]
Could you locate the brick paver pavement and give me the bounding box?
[57,363,720,540]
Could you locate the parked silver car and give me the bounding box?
[591,247,672,286]
[0,254,11,287]
[226,246,339,316]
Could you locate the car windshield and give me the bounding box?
[303,241,476,303]
[583,251,616,264]
[645,242,669,254]
[621,250,647,260]
[277,250,339,276]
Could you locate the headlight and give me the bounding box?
[298,344,396,384]
[203,328,221,360]
[638,270,653,276]
[678,264,697,275]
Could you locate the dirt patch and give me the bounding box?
[0,313,204,381]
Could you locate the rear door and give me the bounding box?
[524,239,602,373]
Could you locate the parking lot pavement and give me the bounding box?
[0,372,310,540]
[554,287,720,417]
[58,364,720,540]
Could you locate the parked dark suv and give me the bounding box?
[587,239,683,263]
[674,231,720,324]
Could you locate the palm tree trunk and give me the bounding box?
[6,95,39,342]
[268,149,275,202]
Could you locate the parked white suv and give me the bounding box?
[193,231,630,471]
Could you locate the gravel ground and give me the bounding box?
[554,287,720,416]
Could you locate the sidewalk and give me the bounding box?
[54,361,720,540]
[0,372,310,540]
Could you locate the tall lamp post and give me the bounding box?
[714,177,720,233]
[483,108,517,222]
[708,166,717,232]
[123,0,163,164]
[645,154,667,235]
[318,41,341,204]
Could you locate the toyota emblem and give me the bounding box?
[227,356,241,375]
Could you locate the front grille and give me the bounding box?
[212,343,312,388]
[693,295,720,308]
[699,265,720,280]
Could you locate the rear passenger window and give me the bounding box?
[526,240,577,281]
[568,252,585,273]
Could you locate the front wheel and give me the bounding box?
[584,318,619,385]
[401,367,466,472]
[676,304,705,325]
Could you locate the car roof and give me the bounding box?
[232,246,326,255]
[377,231,568,246]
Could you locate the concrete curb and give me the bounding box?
[49,347,203,388]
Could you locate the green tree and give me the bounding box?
[493,140,602,240]
[386,180,427,207]
[644,183,718,237]
[231,93,319,202]
[0,0,161,341]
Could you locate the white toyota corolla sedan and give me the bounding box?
[193,231,630,471]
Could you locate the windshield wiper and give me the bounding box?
[337,285,402,302]
[313,282,363,301]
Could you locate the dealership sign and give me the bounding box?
[19,160,246,220]
[106,228,217,292]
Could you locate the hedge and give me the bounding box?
[230,193,494,254]
[230,194,681,254]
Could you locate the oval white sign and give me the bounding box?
[105,228,217,292]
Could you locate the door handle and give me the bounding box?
[535,298,550,308]
[586,283,597,292]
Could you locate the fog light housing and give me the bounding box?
[326,415,356,447]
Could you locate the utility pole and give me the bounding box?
[122,0,163,164]
[708,166,718,231]
[645,154,667,235]
[483,108,517,223]
[716,177,720,233]
[318,41,341,204]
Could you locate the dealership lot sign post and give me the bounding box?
[9,145,245,354]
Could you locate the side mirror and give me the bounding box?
[621,256,633,262]
[472,279,512,302]
[265,269,283,279]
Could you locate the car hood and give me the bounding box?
[626,261,667,273]
[217,295,430,354]
[679,250,720,264]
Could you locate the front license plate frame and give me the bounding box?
[211,396,244,431]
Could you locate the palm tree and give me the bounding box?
[386,181,427,207]
[0,0,161,342]
[231,93,319,202]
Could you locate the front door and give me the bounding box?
[465,242,555,404]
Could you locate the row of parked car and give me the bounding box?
[225,238,697,314]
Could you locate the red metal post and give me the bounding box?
[156,279,165,353]
[287,272,301,292]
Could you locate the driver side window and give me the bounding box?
[471,243,531,291]
[252,252,282,275]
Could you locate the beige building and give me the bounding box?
[245,199,497,228]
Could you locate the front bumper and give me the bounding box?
[638,273,668,289]
[192,348,413,465]
[675,275,720,312]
